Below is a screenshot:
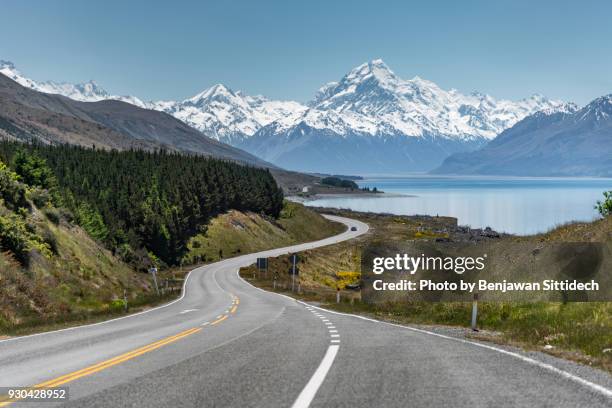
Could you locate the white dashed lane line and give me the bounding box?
[306,308,340,345]
[291,306,342,408]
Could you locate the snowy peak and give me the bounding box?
[36,79,110,102]
[0,60,39,90]
[0,60,112,102]
[344,59,398,87]
[0,60,15,70]
[302,59,568,140]
[186,83,236,104]
[150,83,306,143]
[578,94,612,121]
[0,58,571,147]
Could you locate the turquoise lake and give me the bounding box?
[304,176,612,235]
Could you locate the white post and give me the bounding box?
[150,267,160,296]
[471,293,479,331]
[291,255,296,292]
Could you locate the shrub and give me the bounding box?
[41,227,58,254]
[0,213,31,265]
[595,191,612,217]
[109,299,126,313]
[42,208,61,225]
[0,161,28,210]
[28,188,52,209]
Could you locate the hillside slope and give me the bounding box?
[0,160,153,331]
[432,97,612,176]
[0,73,270,166]
[184,202,345,264]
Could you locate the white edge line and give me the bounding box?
[0,268,195,344]
[301,302,612,399]
[291,345,340,408]
[0,215,364,345]
[235,259,612,400]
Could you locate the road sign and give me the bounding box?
[256,258,268,270]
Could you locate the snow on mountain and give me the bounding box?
[239,59,571,173]
[1,58,572,173]
[432,95,611,176]
[1,60,41,91]
[0,60,147,106]
[0,60,306,144]
[153,84,306,144]
[299,59,566,140]
[35,80,110,102]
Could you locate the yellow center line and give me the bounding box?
[211,315,228,325]
[230,305,237,314]
[0,327,201,407]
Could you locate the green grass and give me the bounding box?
[1,201,343,336]
[240,209,612,371]
[326,300,612,369]
[183,201,345,264]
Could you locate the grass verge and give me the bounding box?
[239,209,612,372]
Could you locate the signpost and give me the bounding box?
[149,266,160,295]
[257,257,268,278]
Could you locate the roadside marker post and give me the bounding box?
[471,293,479,331]
[123,289,128,312]
[149,267,160,296]
[290,254,298,292]
[336,287,340,304]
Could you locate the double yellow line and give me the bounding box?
[1,295,241,407]
[0,327,201,407]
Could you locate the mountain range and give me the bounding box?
[0,65,269,167]
[1,59,567,174]
[432,96,612,177]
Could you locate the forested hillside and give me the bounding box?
[0,143,345,332]
[0,141,284,267]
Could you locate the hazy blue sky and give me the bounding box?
[2,0,611,105]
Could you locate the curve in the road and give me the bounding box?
[1,214,611,408]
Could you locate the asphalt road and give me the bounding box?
[0,215,611,408]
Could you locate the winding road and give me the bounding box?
[0,215,611,407]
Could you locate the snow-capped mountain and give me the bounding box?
[1,58,571,173]
[274,59,565,140]
[239,59,568,173]
[0,60,147,107]
[432,96,611,176]
[153,84,306,144]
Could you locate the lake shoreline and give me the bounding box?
[297,176,611,235]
